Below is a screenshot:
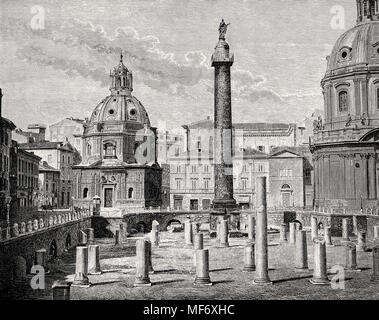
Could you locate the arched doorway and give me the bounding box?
[281,184,293,207]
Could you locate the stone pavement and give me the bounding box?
[2,231,379,300]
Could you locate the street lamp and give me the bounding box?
[5,196,11,239]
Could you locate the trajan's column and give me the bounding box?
[211,20,239,234]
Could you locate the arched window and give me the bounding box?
[83,188,88,199]
[338,91,348,112]
[128,188,134,199]
[282,184,291,190]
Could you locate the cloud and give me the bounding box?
[6,13,284,104]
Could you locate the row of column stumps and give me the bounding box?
[53,211,379,298]
[281,216,379,285]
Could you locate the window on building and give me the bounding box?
[128,188,134,199]
[47,154,52,163]
[197,137,202,152]
[191,165,197,173]
[377,88,379,109]
[243,164,248,173]
[280,169,293,177]
[104,142,116,158]
[305,168,311,177]
[242,179,248,190]
[177,165,181,173]
[204,165,209,173]
[338,91,348,112]
[83,188,89,199]
[191,179,197,190]
[204,179,210,190]
[175,179,181,190]
[258,146,265,152]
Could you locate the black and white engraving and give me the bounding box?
[1,0,379,305]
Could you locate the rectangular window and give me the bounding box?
[191,179,197,190]
[242,179,248,190]
[175,179,181,190]
[191,165,197,173]
[204,179,210,190]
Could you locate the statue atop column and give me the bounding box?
[219,19,230,40]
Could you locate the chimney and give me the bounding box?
[0,88,3,118]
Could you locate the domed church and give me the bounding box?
[73,54,162,215]
[312,0,379,210]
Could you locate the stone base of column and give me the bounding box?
[193,276,213,287]
[133,279,152,287]
[252,279,273,286]
[212,199,238,211]
[72,273,91,288]
[309,277,329,286]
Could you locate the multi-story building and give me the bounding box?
[179,117,304,154]
[12,124,46,144]
[19,140,76,208]
[0,89,16,222]
[49,117,84,156]
[168,116,314,210]
[169,148,269,211]
[268,147,313,209]
[9,141,41,216]
[38,161,60,209]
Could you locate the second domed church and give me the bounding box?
[312,0,379,210]
[72,54,162,215]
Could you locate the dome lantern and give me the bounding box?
[110,51,133,95]
[357,0,379,24]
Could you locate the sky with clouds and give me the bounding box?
[0,0,357,130]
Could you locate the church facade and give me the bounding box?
[312,0,379,210]
[73,55,162,216]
